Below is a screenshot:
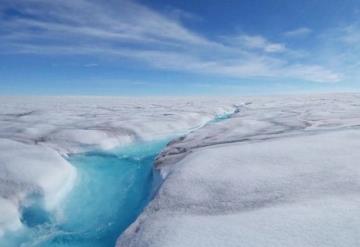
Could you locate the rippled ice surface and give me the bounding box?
[3,140,168,247]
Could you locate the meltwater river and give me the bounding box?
[3,140,168,247]
[2,111,235,247]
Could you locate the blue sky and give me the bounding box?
[1,0,360,95]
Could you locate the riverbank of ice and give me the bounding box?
[117,93,360,247]
[0,96,234,243]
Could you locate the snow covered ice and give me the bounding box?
[117,93,360,247]
[0,96,234,245]
[1,94,360,246]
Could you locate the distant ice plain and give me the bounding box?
[1,94,360,246]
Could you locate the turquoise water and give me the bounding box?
[2,110,235,247]
[2,140,168,247]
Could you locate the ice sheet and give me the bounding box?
[118,93,360,247]
[0,96,234,237]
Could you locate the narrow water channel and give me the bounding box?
[2,110,236,247]
[2,139,169,247]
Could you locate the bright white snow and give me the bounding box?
[2,94,360,245]
[0,96,234,236]
[118,93,360,247]
[0,138,76,236]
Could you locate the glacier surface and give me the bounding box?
[0,96,234,241]
[117,93,360,247]
[2,94,360,246]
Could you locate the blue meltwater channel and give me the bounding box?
[2,111,236,247]
[3,139,169,247]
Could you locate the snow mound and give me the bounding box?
[118,129,360,247]
[0,138,76,235]
[118,94,360,247]
[0,198,21,237]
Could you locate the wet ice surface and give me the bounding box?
[0,96,234,246]
[118,94,360,247]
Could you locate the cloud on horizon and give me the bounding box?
[0,0,345,83]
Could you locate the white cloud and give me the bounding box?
[264,43,286,53]
[284,65,342,83]
[230,35,286,53]
[284,27,312,37]
[340,25,360,44]
[0,0,341,83]
[0,0,212,47]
